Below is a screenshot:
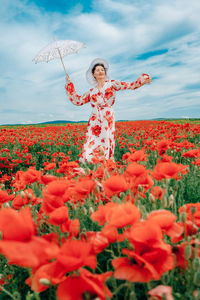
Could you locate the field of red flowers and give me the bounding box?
[0,120,200,300]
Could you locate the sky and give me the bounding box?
[0,0,200,125]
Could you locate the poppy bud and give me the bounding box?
[169,194,174,203]
[140,205,147,217]
[0,231,3,240]
[39,278,51,286]
[28,193,32,200]
[180,212,187,223]
[138,185,144,192]
[149,193,156,203]
[2,202,10,208]
[120,192,126,199]
[13,292,21,300]
[20,191,25,198]
[161,273,170,285]
[193,289,200,299]
[190,206,196,215]
[81,206,87,215]
[112,196,121,204]
[161,196,168,208]
[89,207,94,215]
[173,185,178,191]
[184,244,192,260]
[193,258,200,271]
[193,271,200,287]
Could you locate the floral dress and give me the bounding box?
[65,74,148,163]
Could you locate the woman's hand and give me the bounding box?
[142,74,152,84]
[66,73,71,82]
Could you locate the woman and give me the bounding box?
[65,58,152,164]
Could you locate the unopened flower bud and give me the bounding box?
[194,272,200,287]
[190,206,196,215]
[180,212,187,223]
[193,289,200,299]
[2,202,10,208]
[184,244,192,260]
[0,231,3,240]
[28,193,32,200]
[13,291,21,300]
[149,193,156,203]
[161,196,168,208]
[161,273,170,285]
[138,185,144,192]
[39,278,51,286]
[169,194,174,204]
[89,207,94,215]
[120,192,126,199]
[112,196,121,204]
[81,206,87,215]
[193,258,200,271]
[20,191,25,198]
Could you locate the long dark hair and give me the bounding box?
[92,63,106,75]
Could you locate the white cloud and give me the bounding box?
[0,0,200,125]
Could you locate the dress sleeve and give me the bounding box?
[112,74,150,91]
[65,80,90,106]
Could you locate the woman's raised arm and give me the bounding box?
[65,75,90,106]
[112,74,152,91]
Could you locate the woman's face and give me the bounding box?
[93,65,106,81]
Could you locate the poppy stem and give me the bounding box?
[0,286,18,300]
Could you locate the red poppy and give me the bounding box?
[150,186,166,200]
[48,206,69,226]
[83,231,109,254]
[0,189,13,204]
[56,239,97,273]
[128,149,147,162]
[0,236,59,268]
[91,202,118,226]
[75,178,96,197]
[156,139,170,156]
[42,179,74,214]
[105,202,141,228]
[102,175,129,197]
[125,162,146,178]
[151,162,189,180]
[182,149,200,158]
[147,210,183,240]
[179,203,200,227]
[148,285,174,300]
[57,268,112,300]
[117,220,175,281]
[0,206,35,241]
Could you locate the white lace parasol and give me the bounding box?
[33,39,86,74]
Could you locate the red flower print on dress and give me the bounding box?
[104,87,114,99]
[88,141,95,148]
[90,115,97,122]
[91,94,98,102]
[91,125,102,137]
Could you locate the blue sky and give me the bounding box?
[0,0,200,125]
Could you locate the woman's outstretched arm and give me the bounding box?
[65,74,90,106]
[112,74,152,91]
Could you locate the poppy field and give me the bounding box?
[0,120,200,300]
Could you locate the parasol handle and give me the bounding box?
[57,47,68,76]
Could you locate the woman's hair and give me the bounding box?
[92,63,106,75]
